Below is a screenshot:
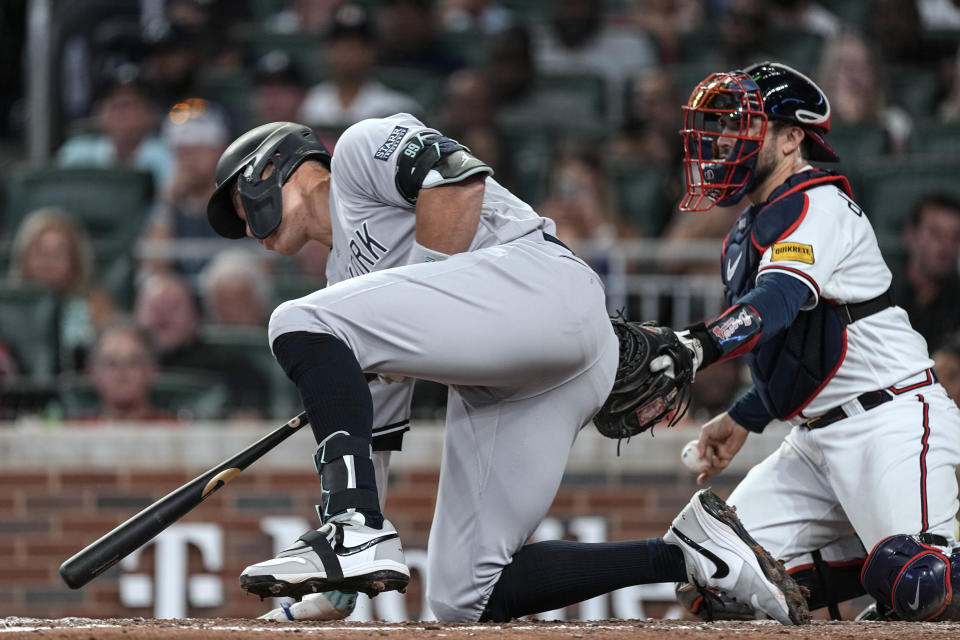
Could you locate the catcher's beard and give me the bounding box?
[745,143,777,200]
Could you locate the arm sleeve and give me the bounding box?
[738,270,812,343]
[727,385,773,433]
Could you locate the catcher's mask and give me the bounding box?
[680,62,839,212]
[207,122,330,240]
[679,71,767,212]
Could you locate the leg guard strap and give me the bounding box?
[299,529,343,584]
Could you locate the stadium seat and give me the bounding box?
[537,72,607,121]
[249,0,289,22]
[886,65,939,119]
[373,67,443,117]
[496,127,553,205]
[197,69,254,132]
[244,31,326,84]
[200,324,300,418]
[765,30,822,73]
[831,0,870,27]
[96,246,135,311]
[665,62,718,99]
[2,166,154,245]
[910,118,960,155]
[856,154,960,253]
[58,370,230,421]
[826,124,891,194]
[0,284,60,381]
[608,161,671,237]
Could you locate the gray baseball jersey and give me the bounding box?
[268,113,619,620]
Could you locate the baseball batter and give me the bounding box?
[673,62,960,621]
[205,113,808,624]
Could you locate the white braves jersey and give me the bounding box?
[326,113,554,285]
[755,167,932,415]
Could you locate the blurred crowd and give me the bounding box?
[1,0,960,423]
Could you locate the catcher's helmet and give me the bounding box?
[207,122,330,239]
[679,62,838,212]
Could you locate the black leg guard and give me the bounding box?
[272,331,383,527]
[314,431,383,528]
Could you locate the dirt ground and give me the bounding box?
[4,617,960,640]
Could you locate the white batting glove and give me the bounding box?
[258,590,357,622]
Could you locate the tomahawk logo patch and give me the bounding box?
[374,126,409,161]
[771,242,814,264]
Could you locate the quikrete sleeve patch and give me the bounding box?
[771,242,814,264]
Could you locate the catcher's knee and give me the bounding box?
[861,534,952,621]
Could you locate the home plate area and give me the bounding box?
[4,618,960,640]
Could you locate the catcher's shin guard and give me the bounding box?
[314,431,381,524]
[861,534,952,621]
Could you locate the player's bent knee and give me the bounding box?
[426,590,479,622]
[861,534,952,621]
[425,563,486,621]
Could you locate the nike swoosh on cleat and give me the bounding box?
[908,580,922,610]
[671,526,730,579]
[334,533,399,557]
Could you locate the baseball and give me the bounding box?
[681,439,710,473]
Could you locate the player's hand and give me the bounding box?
[258,590,357,622]
[696,412,749,485]
[650,330,702,382]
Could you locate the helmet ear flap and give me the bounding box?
[239,160,285,239]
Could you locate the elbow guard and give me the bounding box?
[395,133,492,203]
[687,304,762,370]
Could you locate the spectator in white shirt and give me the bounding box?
[299,2,421,130]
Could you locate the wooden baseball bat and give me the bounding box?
[59,412,309,589]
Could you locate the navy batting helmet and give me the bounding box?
[207,122,331,240]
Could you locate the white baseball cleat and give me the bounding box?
[258,590,358,621]
[240,512,409,599]
[663,489,810,625]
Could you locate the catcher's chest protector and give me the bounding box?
[722,170,852,420]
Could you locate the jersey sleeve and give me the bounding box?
[755,189,846,310]
[727,385,773,433]
[330,114,442,209]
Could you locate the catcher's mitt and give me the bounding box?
[594,319,695,439]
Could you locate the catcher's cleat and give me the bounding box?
[675,582,759,621]
[854,601,898,621]
[664,489,810,625]
[240,512,409,599]
[259,590,358,621]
